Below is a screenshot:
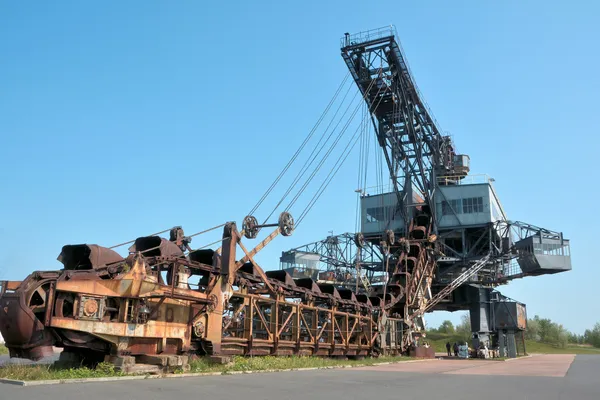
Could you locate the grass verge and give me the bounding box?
[188,355,411,374]
[0,344,8,356]
[0,362,123,381]
[0,355,411,381]
[525,341,600,355]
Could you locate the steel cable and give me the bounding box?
[261,78,358,224]
[247,72,351,218]
[128,223,227,255]
[109,228,173,249]
[282,71,382,215]
[296,83,388,227]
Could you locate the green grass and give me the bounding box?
[0,344,8,356]
[0,355,410,381]
[525,341,600,355]
[0,362,123,381]
[188,355,410,374]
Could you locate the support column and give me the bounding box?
[506,330,517,358]
[498,330,506,358]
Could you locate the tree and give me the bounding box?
[438,320,455,334]
[567,332,580,344]
[525,316,540,341]
[456,314,471,334]
[529,315,568,348]
[586,323,600,348]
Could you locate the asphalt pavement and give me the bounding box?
[0,354,598,400]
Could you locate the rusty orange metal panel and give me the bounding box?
[6,281,22,291]
[516,303,527,330]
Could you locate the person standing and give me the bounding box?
[453,342,459,357]
[446,341,451,357]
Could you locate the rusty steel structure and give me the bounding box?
[0,26,572,367]
[0,215,407,367]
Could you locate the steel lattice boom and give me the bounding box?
[341,27,465,226]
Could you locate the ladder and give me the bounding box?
[410,254,491,319]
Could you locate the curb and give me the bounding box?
[0,357,436,387]
[0,374,161,387]
[504,354,534,362]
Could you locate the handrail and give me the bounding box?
[437,174,494,186]
[340,25,395,48]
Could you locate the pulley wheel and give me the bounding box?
[354,232,365,248]
[278,212,295,236]
[242,215,260,239]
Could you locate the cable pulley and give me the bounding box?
[354,232,366,248]
[278,212,295,237]
[242,216,260,239]
[242,212,295,239]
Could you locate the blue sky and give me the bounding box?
[1,1,597,334]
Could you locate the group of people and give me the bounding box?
[445,341,499,359]
[445,341,469,358]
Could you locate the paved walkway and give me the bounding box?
[356,354,575,377]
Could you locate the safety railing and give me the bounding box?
[437,174,494,186]
[360,184,396,196]
[340,25,396,48]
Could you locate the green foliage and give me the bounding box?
[527,315,568,348]
[437,320,455,334]
[525,317,539,340]
[94,362,118,375]
[584,323,600,348]
[568,331,586,344]
[525,316,600,350]
[455,314,471,335]
[0,344,8,355]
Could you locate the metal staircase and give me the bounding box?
[411,253,492,319]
